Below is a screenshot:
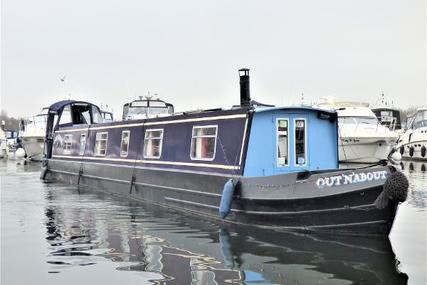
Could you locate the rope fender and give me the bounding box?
[375,170,409,209]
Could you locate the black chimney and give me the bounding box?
[239,68,251,107]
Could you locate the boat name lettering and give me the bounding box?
[316,170,387,189]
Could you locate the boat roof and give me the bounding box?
[316,97,370,108]
[253,105,336,114]
[407,107,427,118]
[371,107,400,112]
[48,100,99,113]
[336,106,376,118]
[124,98,174,108]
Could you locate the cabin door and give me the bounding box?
[273,114,308,172]
[292,115,308,168]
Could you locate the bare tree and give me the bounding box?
[0,110,20,130]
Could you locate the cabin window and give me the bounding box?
[94,132,108,156]
[80,110,91,124]
[190,126,217,161]
[277,119,289,166]
[92,106,103,124]
[79,134,86,155]
[294,119,306,166]
[143,129,163,159]
[63,134,73,154]
[120,130,130,157]
[59,105,72,125]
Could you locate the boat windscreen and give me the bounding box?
[34,115,48,124]
[413,110,427,129]
[127,106,148,117]
[338,117,378,125]
[148,107,172,115]
[125,106,172,119]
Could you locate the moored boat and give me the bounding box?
[317,98,399,163]
[396,108,427,161]
[372,107,402,133]
[0,126,6,159]
[4,129,18,159]
[41,69,408,235]
[17,107,49,161]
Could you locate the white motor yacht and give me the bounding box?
[17,108,48,161]
[317,98,399,163]
[397,108,427,160]
[4,129,18,159]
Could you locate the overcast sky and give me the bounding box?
[1,0,426,118]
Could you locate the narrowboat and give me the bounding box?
[41,69,408,235]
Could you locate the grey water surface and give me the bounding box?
[1,160,426,285]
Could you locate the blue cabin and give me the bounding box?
[244,107,338,177]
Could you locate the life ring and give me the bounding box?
[421,146,426,158]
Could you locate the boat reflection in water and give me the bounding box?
[400,160,427,173]
[400,160,427,210]
[43,185,408,285]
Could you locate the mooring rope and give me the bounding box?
[337,124,350,168]
[129,122,145,194]
[217,135,239,177]
[77,124,91,189]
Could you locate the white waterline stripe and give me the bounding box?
[165,197,219,210]
[50,167,223,197]
[55,128,89,133]
[144,114,247,126]
[306,220,386,229]
[137,159,239,170]
[52,155,133,162]
[230,204,376,215]
[49,158,237,177]
[55,114,247,133]
[135,182,221,197]
[51,155,240,170]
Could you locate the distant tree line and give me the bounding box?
[0,110,20,130]
[399,107,419,124]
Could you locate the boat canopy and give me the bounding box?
[44,100,104,159]
[253,105,336,115]
[372,108,402,130]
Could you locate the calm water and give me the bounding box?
[1,160,426,285]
